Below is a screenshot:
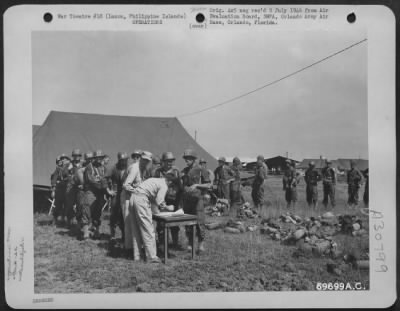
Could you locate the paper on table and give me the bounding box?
[154,208,185,217]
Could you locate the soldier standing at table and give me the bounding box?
[50,154,70,225]
[83,150,115,239]
[347,160,364,208]
[214,157,234,204]
[64,149,83,228]
[154,152,183,251]
[75,151,93,239]
[282,160,300,209]
[109,152,129,241]
[304,161,321,209]
[230,157,243,206]
[181,149,211,253]
[321,159,336,209]
[251,155,268,215]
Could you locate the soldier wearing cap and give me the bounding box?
[230,157,243,206]
[82,150,116,239]
[154,152,183,251]
[214,156,234,207]
[304,161,321,209]
[321,159,336,208]
[347,160,364,208]
[108,152,129,241]
[181,148,211,253]
[50,154,71,225]
[75,151,93,239]
[282,159,301,209]
[121,150,153,259]
[64,149,83,228]
[251,155,268,214]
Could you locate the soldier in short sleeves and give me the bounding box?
[181,149,211,253]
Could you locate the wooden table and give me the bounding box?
[152,214,198,263]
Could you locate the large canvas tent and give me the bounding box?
[33,111,217,187]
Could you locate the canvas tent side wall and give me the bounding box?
[33,111,218,187]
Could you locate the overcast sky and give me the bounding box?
[32,29,367,161]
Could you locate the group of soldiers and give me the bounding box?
[50,149,368,262]
[282,159,368,209]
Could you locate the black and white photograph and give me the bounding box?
[4,4,396,308]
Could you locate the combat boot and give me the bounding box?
[82,225,90,240]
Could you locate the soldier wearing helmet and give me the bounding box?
[230,157,243,205]
[199,158,215,185]
[321,159,337,208]
[108,152,129,240]
[153,152,183,251]
[131,149,142,163]
[50,154,70,225]
[64,149,84,229]
[282,159,300,209]
[181,148,212,253]
[82,150,116,240]
[304,161,321,209]
[251,155,268,214]
[347,160,364,208]
[214,156,234,208]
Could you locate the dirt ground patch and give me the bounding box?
[34,176,369,293]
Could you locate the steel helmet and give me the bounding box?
[153,155,161,165]
[257,155,264,161]
[117,152,128,160]
[161,152,175,161]
[183,148,197,159]
[309,161,315,167]
[131,149,142,157]
[56,155,61,163]
[199,158,207,164]
[60,153,71,161]
[71,149,82,157]
[233,157,241,165]
[218,156,226,163]
[84,151,94,160]
[93,150,105,158]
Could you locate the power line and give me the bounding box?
[177,38,367,118]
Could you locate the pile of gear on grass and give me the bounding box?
[204,193,259,219]
[205,208,369,273]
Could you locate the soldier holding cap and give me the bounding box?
[122,150,153,259]
[282,160,300,209]
[304,161,321,209]
[108,152,129,241]
[251,155,268,215]
[181,148,211,253]
[321,159,336,208]
[50,154,71,225]
[153,152,183,251]
[64,149,83,228]
[347,160,364,208]
[214,157,234,206]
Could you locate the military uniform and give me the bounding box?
[230,164,242,204]
[182,163,210,244]
[347,167,364,206]
[283,166,300,207]
[363,169,369,205]
[64,162,82,225]
[304,167,321,207]
[50,164,69,221]
[83,161,109,230]
[214,165,234,202]
[154,166,182,246]
[109,162,128,239]
[321,166,336,208]
[251,163,268,207]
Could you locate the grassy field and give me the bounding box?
[34,175,369,293]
